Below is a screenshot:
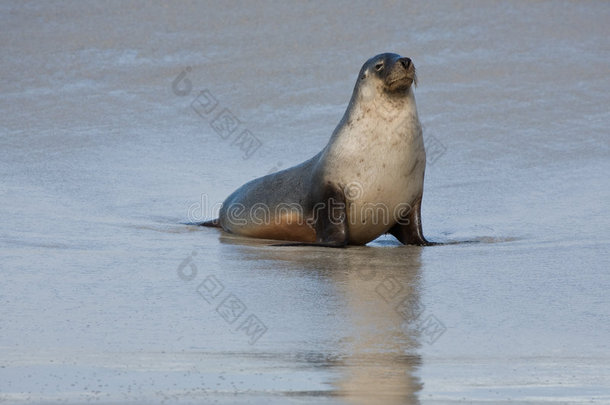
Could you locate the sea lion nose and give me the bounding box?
[399,57,412,69]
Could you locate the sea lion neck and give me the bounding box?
[332,83,417,133]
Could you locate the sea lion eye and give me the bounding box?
[375,62,384,71]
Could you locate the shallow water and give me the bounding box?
[1,1,609,404]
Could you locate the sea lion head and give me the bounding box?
[358,53,417,95]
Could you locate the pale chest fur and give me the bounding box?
[321,93,426,242]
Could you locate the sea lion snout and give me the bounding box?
[386,55,416,92]
[398,57,412,70]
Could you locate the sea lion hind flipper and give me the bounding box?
[185,218,221,228]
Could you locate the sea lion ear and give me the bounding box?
[360,71,368,80]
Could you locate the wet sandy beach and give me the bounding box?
[1,1,609,403]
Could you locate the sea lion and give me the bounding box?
[200,52,432,247]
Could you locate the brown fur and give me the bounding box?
[238,213,316,242]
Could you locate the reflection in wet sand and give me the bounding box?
[220,236,425,404]
[332,248,423,404]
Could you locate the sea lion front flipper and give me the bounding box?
[389,197,434,246]
[272,182,349,248]
[313,182,349,247]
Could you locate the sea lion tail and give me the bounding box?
[184,218,221,228]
